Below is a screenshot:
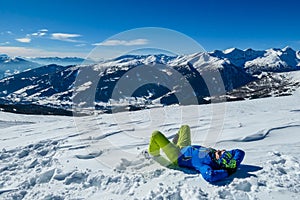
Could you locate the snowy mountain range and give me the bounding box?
[0,54,41,79]
[26,57,95,67]
[0,47,300,115]
[0,55,94,79]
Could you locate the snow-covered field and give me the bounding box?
[1,75,300,199]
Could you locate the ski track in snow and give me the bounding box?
[219,124,300,143]
[1,90,300,199]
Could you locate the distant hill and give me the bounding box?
[27,57,95,66]
[0,54,41,79]
[0,55,95,79]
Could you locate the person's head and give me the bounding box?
[215,149,226,160]
[214,149,236,169]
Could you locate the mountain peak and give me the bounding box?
[223,48,243,54]
[282,46,295,53]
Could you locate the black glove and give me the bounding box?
[226,167,237,175]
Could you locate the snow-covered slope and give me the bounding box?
[0,64,77,113]
[1,73,300,199]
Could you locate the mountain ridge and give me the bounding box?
[0,47,300,115]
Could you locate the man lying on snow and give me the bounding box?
[148,125,245,183]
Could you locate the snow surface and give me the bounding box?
[1,75,300,199]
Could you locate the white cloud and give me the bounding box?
[15,37,31,43]
[75,44,86,47]
[1,31,13,35]
[0,46,87,58]
[93,39,148,46]
[0,41,10,45]
[51,33,82,42]
[32,29,48,37]
[39,29,48,32]
[32,32,47,37]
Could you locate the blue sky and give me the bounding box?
[0,0,300,58]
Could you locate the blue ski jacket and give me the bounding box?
[177,146,245,183]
